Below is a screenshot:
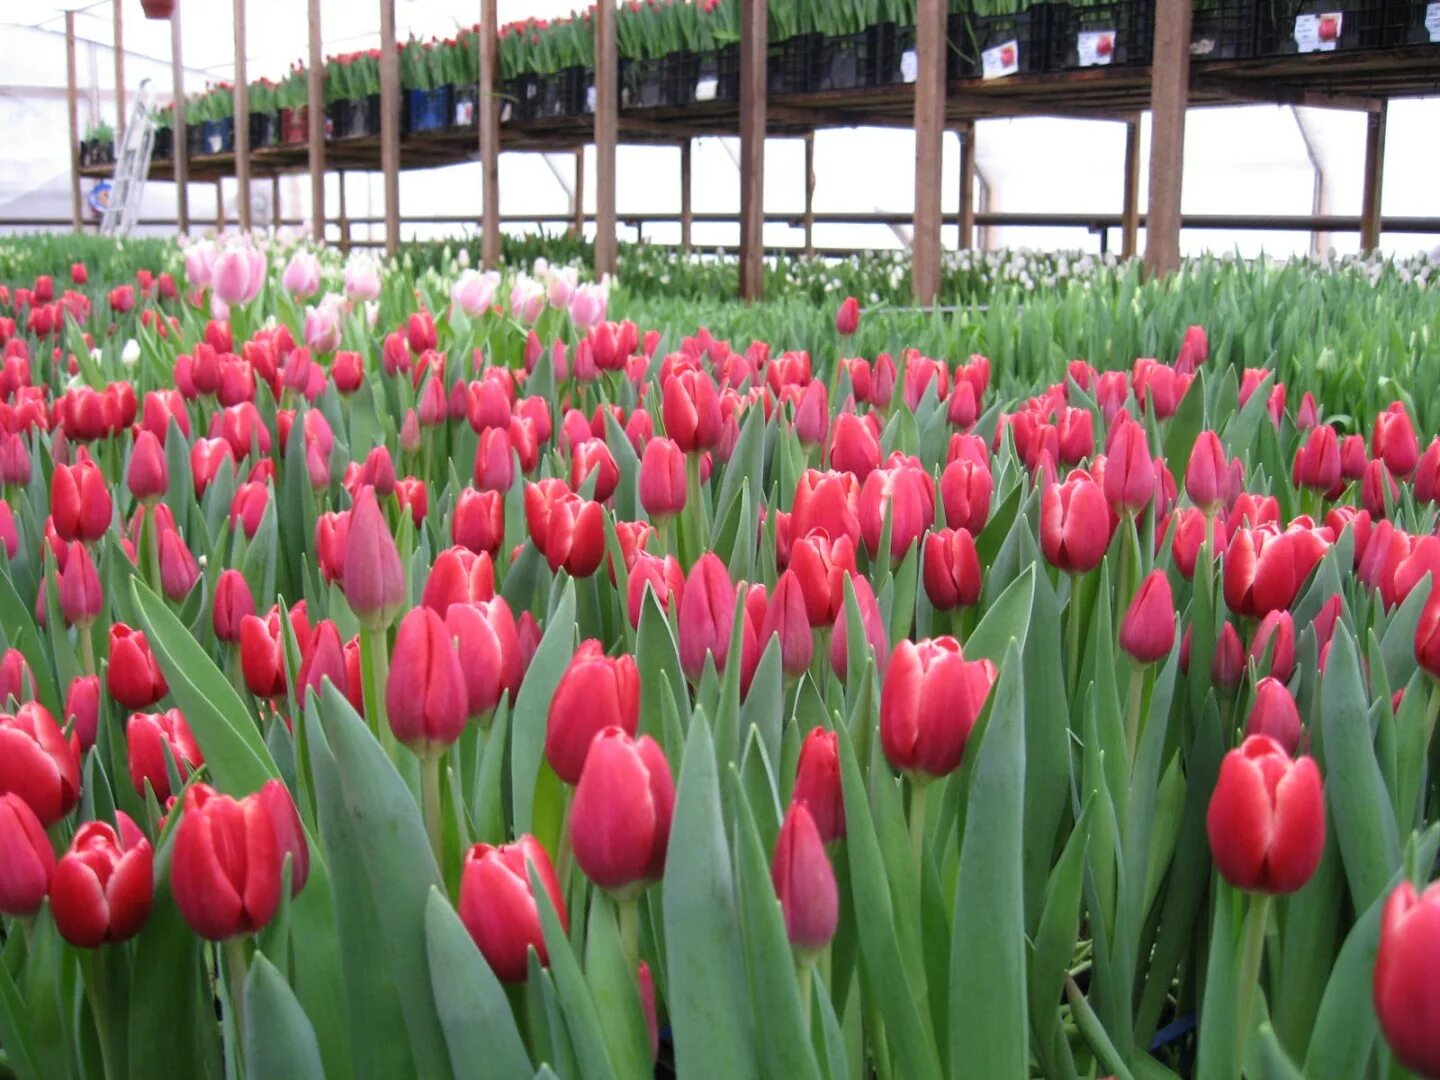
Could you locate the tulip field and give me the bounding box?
[3,234,1440,1080]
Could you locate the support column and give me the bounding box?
[679,139,693,253]
[308,0,326,242]
[171,4,189,234]
[479,0,501,269]
[594,1,618,276]
[216,179,226,230]
[233,0,251,231]
[1121,116,1141,259]
[912,0,946,305]
[272,175,281,226]
[1360,102,1388,254]
[572,149,586,237]
[956,120,976,251]
[803,132,816,257]
[379,0,401,256]
[1144,0,1192,277]
[113,0,126,141]
[739,0,768,300]
[65,12,82,232]
[338,170,350,253]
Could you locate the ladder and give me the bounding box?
[101,79,157,237]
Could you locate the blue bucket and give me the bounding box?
[406,86,454,132]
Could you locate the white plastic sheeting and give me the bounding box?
[3,0,1437,257]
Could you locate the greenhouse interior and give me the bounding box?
[1,0,1439,1078]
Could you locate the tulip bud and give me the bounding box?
[447,599,522,722]
[58,539,103,628]
[0,793,55,916]
[1211,622,1246,690]
[678,553,737,682]
[422,547,496,615]
[923,528,982,611]
[452,487,504,556]
[1248,610,1296,684]
[940,456,992,535]
[459,836,566,982]
[1373,402,1419,477]
[51,460,112,542]
[1040,476,1113,574]
[127,708,203,801]
[788,530,857,627]
[570,728,675,897]
[50,819,154,947]
[127,430,169,503]
[1245,677,1302,754]
[829,412,881,482]
[343,487,406,631]
[834,296,860,336]
[639,436,687,521]
[213,569,257,643]
[0,702,80,825]
[1292,425,1341,493]
[1185,430,1227,515]
[772,802,838,956]
[386,608,468,758]
[759,570,813,678]
[65,675,101,755]
[880,638,997,781]
[1206,735,1324,894]
[546,641,640,785]
[1104,419,1156,514]
[297,620,348,700]
[1374,880,1440,1080]
[662,369,722,454]
[793,728,843,842]
[829,574,889,682]
[1119,569,1176,665]
[793,381,829,448]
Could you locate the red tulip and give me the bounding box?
[452,487,504,556]
[51,460,112,542]
[791,470,862,549]
[344,487,406,630]
[1245,677,1302,755]
[473,427,516,493]
[447,598,522,720]
[1292,425,1341,493]
[1185,431,1227,515]
[829,412,881,482]
[407,311,437,355]
[678,553,737,682]
[662,369,722,454]
[0,702,79,825]
[332,350,364,394]
[880,637,997,781]
[859,455,935,562]
[792,728,843,842]
[923,527,982,611]
[1373,402,1419,477]
[830,573,889,682]
[1414,438,1440,505]
[1041,476,1113,574]
[1374,880,1440,1080]
[940,456,993,535]
[639,436,687,521]
[127,708,203,801]
[788,529,857,626]
[1248,610,1296,684]
[58,539,103,628]
[570,728,675,896]
[570,438,619,503]
[458,836,566,983]
[157,514,201,600]
[126,429,168,503]
[1119,570,1176,665]
[1223,527,1328,618]
[0,793,54,916]
[386,608,468,758]
[759,570,813,678]
[65,675,101,755]
[1211,622,1247,690]
[190,437,236,497]
[421,547,496,615]
[834,296,860,336]
[1103,419,1155,514]
[50,818,153,947]
[772,802,838,954]
[1206,735,1324,894]
[793,381,829,448]
[1416,591,1440,680]
[525,481,606,578]
[546,641,640,785]
[213,569,256,643]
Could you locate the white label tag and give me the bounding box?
[900,49,918,82]
[1294,12,1342,51]
[1078,29,1117,65]
[585,86,597,112]
[455,100,474,126]
[500,101,512,123]
[695,75,718,101]
[1426,2,1440,40]
[982,40,1020,79]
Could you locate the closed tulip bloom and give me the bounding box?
[1292,425,1341,492]
[1185,430,1227,514]
[859,456,936,562]
[127,708,203,801]
[1415,591,1440,679]
[59,539,103,628]
[1414,439,1440,505]
[1211,622,1247,690]
[421,547,496,615]
[1245,678,1302,755]
[1104,419,1156,513]
[407,311,438,355]
[239,613,290,698]
[458,836,566,983]
[190,437,236,497]
[662,369,722,453]
[0,703,80,825]
[1223,527,1328,618]
[881,638,998,781]
[829,412,881,481]
[332,350,364,394]
[65,675,101,755]
[343,487,406,631]
[627,553,685,629]
[788,529,857,626]
[1374,881,1440,1080]
[940,456,993,535]
[793,381,829,447]
[639,436,687,521]
[1041,476,1113,573]
[1373,402,1420,477]
[678,553,737,682]
[1206,735,1324,894]
[0,794,54,916]
[792,728,843,842]
[772,802,838,955]
[157,519,200,602]
[386,608,468,758]
[923,528,982,611]
[1248,610,1296,683]
[171,782,292,940]
[1119,570,1176,664]
[50,819,153,947]
[830,574,889,682]
[473,427,516,493]
[447,599,522,721]
[759,571,814,678]
[1363,458,1400,519]
[570,728,675,897]
[546,641,640,785]
[213,569,256,644]
[834,296,860,336]
[52,460,112,542]
[452,487,504,556]
[127,429,168,503]
[570,438,619,503]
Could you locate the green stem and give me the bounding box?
[1424,679,1440,755]
[421,753,445,882]
[1124,664,1146,770]
[1066,572,1083,703]
[79,627,97,679]
[143,509,162,596]
[1115,512,1133,611]
[618,898,640,971]
[223,936,249,1063]
[908,779,930,873]
[1234,892,1272,1078]
[796,957,814,1037]
[360,625,394,757]
[81,950,118,1080]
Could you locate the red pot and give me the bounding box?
[141,0,176,19]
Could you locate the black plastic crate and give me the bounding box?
[1381,0,1440,43]
[662,51,701,105]
[966,4,1066,76]
[532,67,588,119]
[1191,0,1261,58]
[1055,0,1156,67]
[249,111,280,149]
[153,128,173,161]
[621,58,665,108]
[948,12,980,78]
[775,33,826,92]
[816,31,872,90]
[1259,0,1390,52]
[869,23,920,85]
[660,47,741,106]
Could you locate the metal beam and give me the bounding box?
[113,0,125,141]
[308,0,325,242]
[171,5,188,234]
[1360,101,1388,253]
[1121,116,1141,258]
[738,0,767,299]
[1144,0,1192,276]
[956,119,976,251]
[1191,74,1383,113]
[572,149,586,237]
[379,0,400,256]
[680,139,692,253]
[803,132,815,257]
[66,12,82,232]
[594,0,618,276]
[912,0,946,304]
[233,0,251,231]
[479,0,501,269]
